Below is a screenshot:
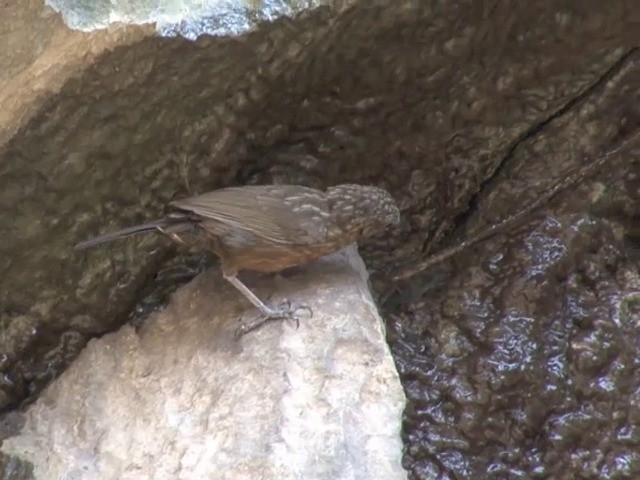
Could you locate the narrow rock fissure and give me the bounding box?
[445,47,638,248]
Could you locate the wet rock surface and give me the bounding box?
[1,0,639,478]
[391,203,640,479]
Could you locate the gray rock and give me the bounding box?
[2,246,406,480]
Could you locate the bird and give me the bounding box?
[75,183,401,336]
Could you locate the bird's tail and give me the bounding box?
[74,217,186,250]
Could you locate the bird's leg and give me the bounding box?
[223,274,312,337]
[224,273,284,317]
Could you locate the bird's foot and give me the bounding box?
[234,300,313,339]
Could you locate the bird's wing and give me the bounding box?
[170,185,331,244]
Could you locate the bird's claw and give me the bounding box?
[234,300,313,339]
[275,299,313,330]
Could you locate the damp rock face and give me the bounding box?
[2,247,406,480]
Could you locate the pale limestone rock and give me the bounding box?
[2,246,406,480]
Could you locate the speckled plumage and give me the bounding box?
[75,183,400,335]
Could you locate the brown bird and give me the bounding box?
[75,184,400,335]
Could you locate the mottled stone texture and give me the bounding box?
[0,0,151,146]
[2,248,406,480]
[1,0,639,479]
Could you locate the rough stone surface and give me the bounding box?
[2,247,406,480]
[0,1,152,147]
